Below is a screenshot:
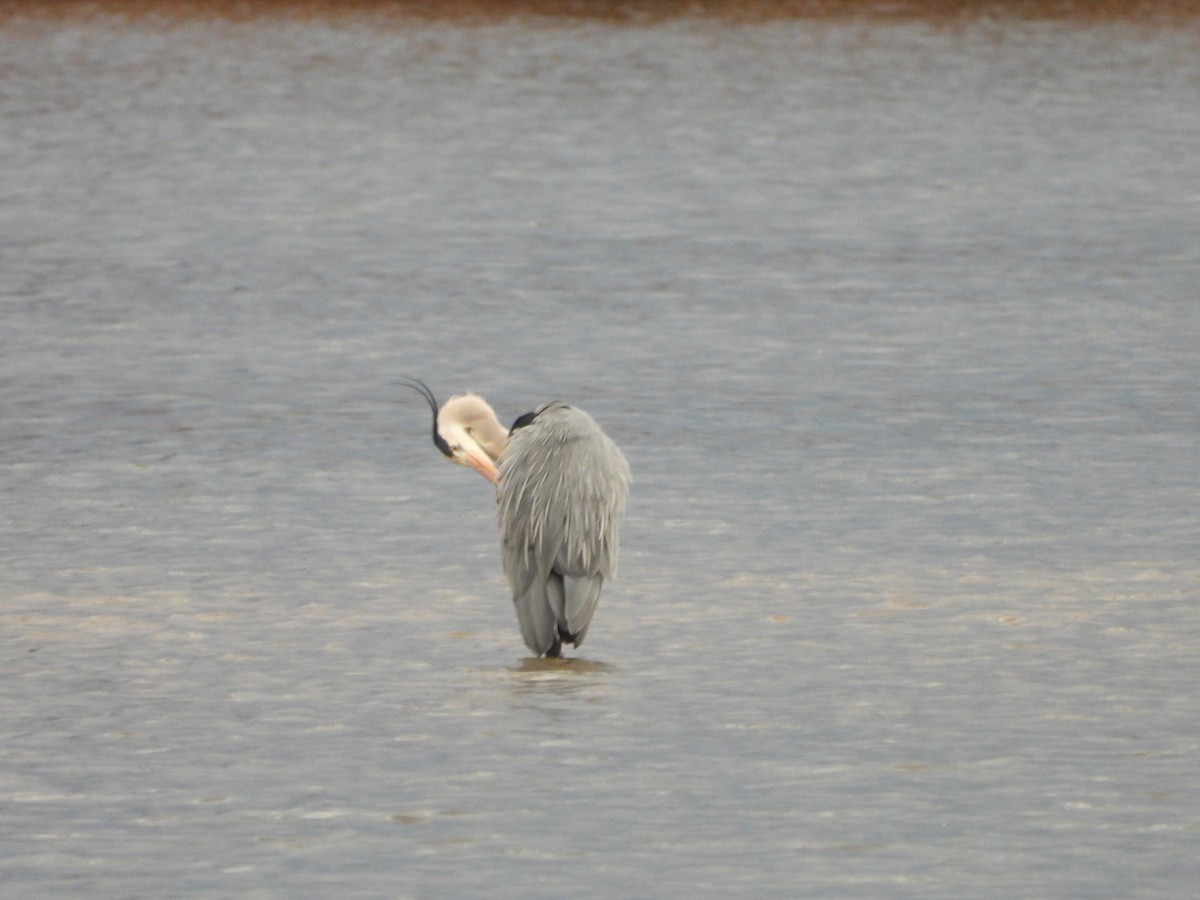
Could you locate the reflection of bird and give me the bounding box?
[397,378,631,658]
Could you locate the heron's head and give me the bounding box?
[396,377,509,485]
[435,393,507,484]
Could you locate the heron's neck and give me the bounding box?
[472,414,510,461]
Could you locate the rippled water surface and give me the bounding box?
[2,13,1199,897]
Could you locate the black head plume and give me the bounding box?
[393,376,454,458]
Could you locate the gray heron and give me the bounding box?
[397,377,630,658]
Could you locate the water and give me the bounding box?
[2,13,1198,897]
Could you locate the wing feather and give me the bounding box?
[513,575,559,657]
[563,573,604,638]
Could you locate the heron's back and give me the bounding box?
[496,403,630,655]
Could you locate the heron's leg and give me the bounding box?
[545,638,563,658]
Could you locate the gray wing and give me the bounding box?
[497,403,630,656]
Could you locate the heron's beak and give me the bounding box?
[464,449,500,485]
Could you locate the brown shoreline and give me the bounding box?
[3,0,1200,24]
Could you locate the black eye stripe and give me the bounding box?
[433,432,454,458]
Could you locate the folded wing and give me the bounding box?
[497,403,630,656]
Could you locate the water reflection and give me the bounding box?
[505,657,614,697]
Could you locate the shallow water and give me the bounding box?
[1,14,1198,897]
